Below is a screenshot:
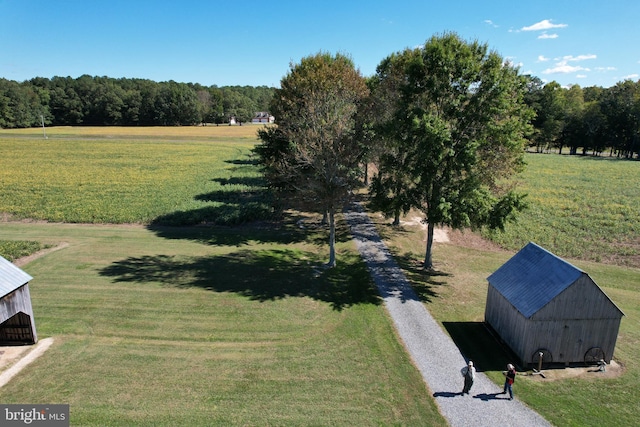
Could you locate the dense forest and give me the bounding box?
[524,76,640,159]
[0,75,275,127]
[0,73,638,158]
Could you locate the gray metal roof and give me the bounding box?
[487,242,583,318]
[0,255,33,298]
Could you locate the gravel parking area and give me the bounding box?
[345,204,552,427]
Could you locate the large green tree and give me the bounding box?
[367,49,422,225]
[258,52,369,267]
[373,33,531,269]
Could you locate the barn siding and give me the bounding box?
[485,285,529,363]
[533,275,622,321]
[528,275,622,363]
[486,276,623,364]
[520,318,620,363]
[0,286,32,318]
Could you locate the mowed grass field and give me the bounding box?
[1,125,639,426]
[0,126,446,426]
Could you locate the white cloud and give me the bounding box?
[623,73,639,80]
[576,74,587,79]
[595,66,617,72]
[543,65,590,74]
[542,54,596,75]
[484,19,499,28]
[537,55,550,62]
[538,32,559,39]
[522,19,568,31]
[563,54,597,62]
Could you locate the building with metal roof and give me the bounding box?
[485,242,623,366]
[0,255,37,344]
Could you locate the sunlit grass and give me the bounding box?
[485,153,640,266]
[0,218,446,426]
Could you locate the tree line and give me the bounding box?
[525,77,640,159]
[1,72,638,160]
[0,75,275,127]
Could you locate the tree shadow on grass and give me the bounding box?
[99,249,381,311]
[150,173,272,228]
[149,170,353,249]
[209,176,265,188]
[391,252,451,303]
[225,158,259,166]
[146,222,303,247]
[443,322,520,372]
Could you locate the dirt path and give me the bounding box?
[13,242,69,268]
[0,338,54,388]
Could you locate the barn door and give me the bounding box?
[0,311,35,344]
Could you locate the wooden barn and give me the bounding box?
[484,242,623,366]
[0,256,38,345]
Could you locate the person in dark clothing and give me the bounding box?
[502,363,516,400]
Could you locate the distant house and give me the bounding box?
[485,242,623,366]
[251,112,275,124]
[0,256,38,344]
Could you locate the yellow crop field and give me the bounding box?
[0,126,270,224]
[0,124,268,139]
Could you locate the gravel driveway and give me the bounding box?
[345,204,552,427]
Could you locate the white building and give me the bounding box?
[251,112,275,124]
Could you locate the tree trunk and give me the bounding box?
[364,162,369,186]
[423,222,434,269]
[327,208,337,267]
[393,209,400,226]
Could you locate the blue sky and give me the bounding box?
[1,0,638,88]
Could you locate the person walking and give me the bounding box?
[502,363,516,400]
[461,361,476,395]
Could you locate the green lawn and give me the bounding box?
[0,127,446,426]
[0,221,445,426]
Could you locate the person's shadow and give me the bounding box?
[474,392,509,401]
[432,391,461,398]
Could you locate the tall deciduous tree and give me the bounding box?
[259,52,369,267]
[374,33,531,269]
[368,49,422,225]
